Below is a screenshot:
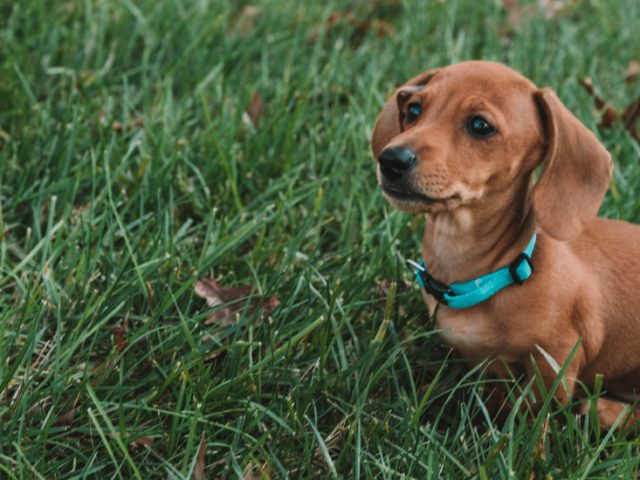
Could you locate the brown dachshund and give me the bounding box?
[371,60,640,429]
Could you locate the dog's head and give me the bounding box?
[371,61,612,240]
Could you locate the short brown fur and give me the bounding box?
[371,61,640,429]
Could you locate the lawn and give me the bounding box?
[2,0,640,478]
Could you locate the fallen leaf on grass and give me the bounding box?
[146,280,154,308]
[622,97,640,141]
[104,432,157,453]
[500,0,580,38]
[129,436,155,450]
[245,91,263,129]
[194,277,280,325]
[76,70,97,90]
[501,0,536,26]
[538,0,578,18]
[194,432,206,480]
[600,106,618,129]
[53,407,78,427]
[580,77,640,140]
[532,417,550,462]
[308,10,395,43]
[0,128,9,150]
[377,278,411,297]
[578,77,606,109]
[89,314,131,382]
[312,418,348,473]
[110,118,145,133]
[625,60,640,84]
[235,5,262,37]
[112,313,129,353]
[244,461,272,480]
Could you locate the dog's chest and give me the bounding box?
[434,305,515,362]
[421,287,518,364]
[437,310,495,352]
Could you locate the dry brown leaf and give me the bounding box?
[107,117,143,132]
[370,19,395,37]
[308,10,395,43]
[102,432,157,454]
[312,418,347,470]
[113,314,129,353]
[194,277,280,326]
[502,0,536,26]
[579,77,605,109]
[600,107,618,129]
[538,0,561,17]
[307,11,341,43]
[626,60,640,84]
[243,461,272,480]
[236,5,262,37]
[89,314,130,381]
[532,417,550,462]
[194,432,207,480]
[498,0,535,40]
[146,280,154,308]
[579,77,618,127]
[129,436,155,450]
[0,128,9,150]
[377,278,411,297]
[501,0,579,37]
[53,407,78,427]
[345,16,394,37]
[351,17,372,34]
[580,77,640,141]
[622,97,640,141]
[247,91,263,129]
[538,0,576,18]
[196,279,253,307]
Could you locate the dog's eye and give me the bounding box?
[406,102,421,123]
[466,115,497,138]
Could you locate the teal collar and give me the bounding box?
[408,233,537,309]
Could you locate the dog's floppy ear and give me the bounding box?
[532,88,612,240]
[371,69,439,159]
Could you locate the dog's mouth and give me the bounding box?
[382,186,459,205]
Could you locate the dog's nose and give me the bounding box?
[378,147,416,180]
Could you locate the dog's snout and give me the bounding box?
[378,147,416,180]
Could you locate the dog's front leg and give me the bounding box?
[524,347,640,430]
[523,345,583,412]
[581,397,640,430]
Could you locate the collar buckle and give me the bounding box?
[508,253,533,285]
[418,270,453,304]
[408,232,537,309]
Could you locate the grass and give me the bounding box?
[1,0,640,478]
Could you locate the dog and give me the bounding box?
[371,60,640,429]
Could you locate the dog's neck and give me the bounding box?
[421,182,535,284]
